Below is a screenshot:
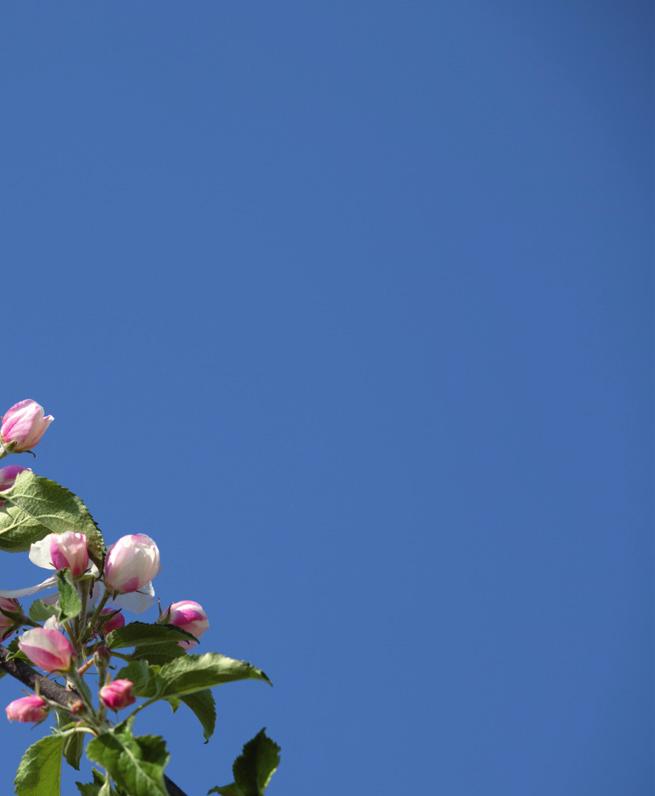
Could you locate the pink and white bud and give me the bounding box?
[18,627,73,672]
[99,609,125,635]
[99,679,136,711]
[0,466,28,507]
[49,532,89,577]
[103,534,160,594]
[1,400,53,452]
[167,600,209,648]
[0,597,21,640]
[5,695,48,723]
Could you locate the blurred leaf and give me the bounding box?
[29,598,57,622]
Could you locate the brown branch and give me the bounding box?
[0,644,189,796]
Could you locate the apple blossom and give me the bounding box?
[167,600,209,648]
[0,597,20,640]
[29,532,89,577]
[1,400,53,452]
[18,627,73,672]
[99,679,136,711]
[103,534,160,594]
[99,608,125,634]
[5,695,48,723]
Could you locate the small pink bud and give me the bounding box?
[18,627,73,672]
[99,609,125,635]
[0,597,21,640]
[167,600,209,648]
[69,699,85,715]
[1,400,53,452]
[0,465,28,508]
[49,532,89,577]
[103,534,160,594]
[99,679,136,711]
[5,695,48,723]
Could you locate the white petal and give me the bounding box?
[44,615,62,631]
[29,536,56,570]
[0,575,57,598]
[113,582,155,614]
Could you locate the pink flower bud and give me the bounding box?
[5,695,48,723]
[99,609,125,635]
[167,600,209,648]
[0,597,21,640]
[1,400,53,452]
[99,679,136,711]
[103,534,160,594]
[18,627,73,672]
[49,532,89,577]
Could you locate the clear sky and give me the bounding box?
[0,2,652,794]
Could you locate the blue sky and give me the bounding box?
[0,2,652,794]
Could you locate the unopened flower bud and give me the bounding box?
[0,465,28,507]
[1,400,53,452]
[18,627,73,673]
[99,679,135,711]
[166,600,209,648]
[49,532,89,577]
[99,609,125,635]
[0,597,21,640]
[103,534,160,594]
[5,695,48,723]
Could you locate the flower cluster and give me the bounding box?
[0,399,274,796]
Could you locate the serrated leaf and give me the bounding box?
[181,689,217,743]
[29,598,57,622]
[57,571,82,621]
[14,734,64,796]
[107,622,194,650]
[209,730,280,796]
[86,721,169,796]
[0,472,105,564]
[157,652,270,700]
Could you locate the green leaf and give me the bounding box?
[130,642,186,665]
[208,730,280,796]
[180,689,217,743]
[107,621,194,650]
[57,710,85,771]
[14,735,64,796]
[75,769,106,796]
[86,720,169,796]
[57,571,82,621]
[29,598,57,622]
[0,472,105,564]
[157,652,270,700]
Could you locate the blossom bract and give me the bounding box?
[1,400,53,452]
[18,627,73,672]
[5,695,48,723]
[103,534,160,594]
[99,679,135,711]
